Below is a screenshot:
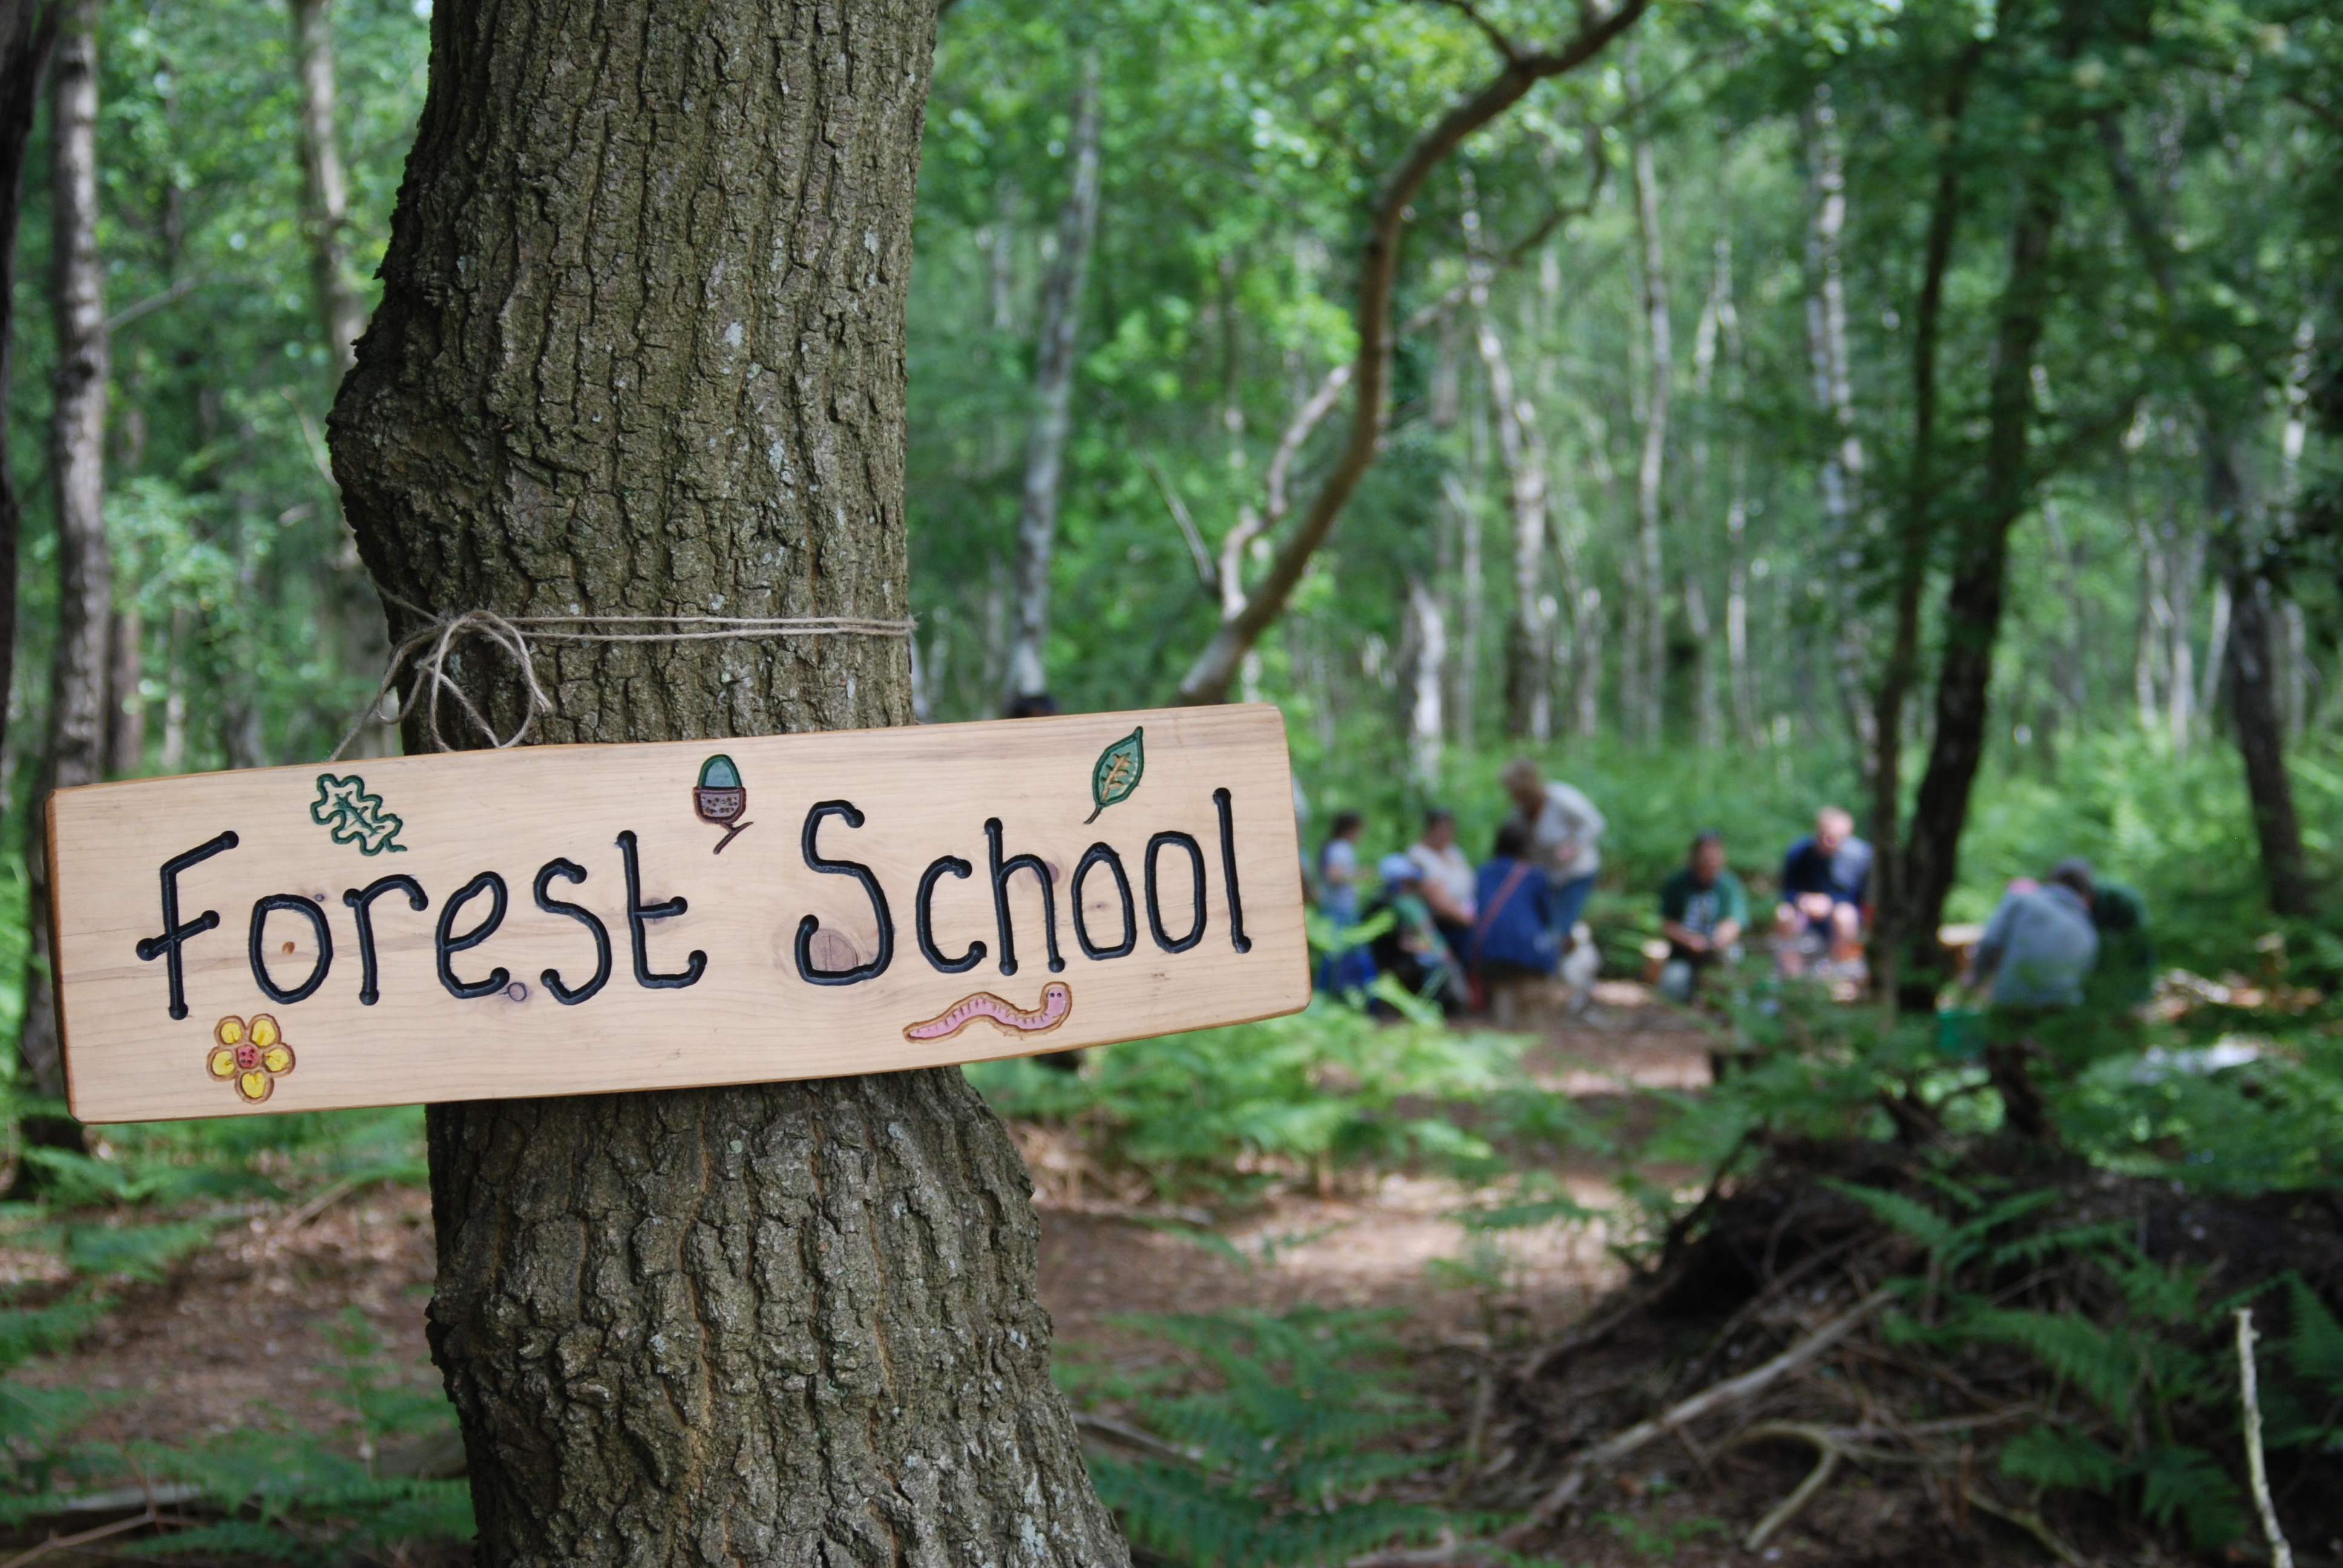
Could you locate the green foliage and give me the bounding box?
[966,997,1528,1199]
[1074,1308,1457,1568]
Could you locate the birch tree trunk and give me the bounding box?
[1630,113,1670,746]
[0,0,56,789]
[1407,576,1445,786]
[21,0,108,1105]
[327,4,1127,1562]
[1003,45,1102,707]
[1473,292,1550,740]
[290,0,365,379]
[1802,87,1877,774]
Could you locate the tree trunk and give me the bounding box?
[326,4,1126,1563]
[1447,468,1481,750]
[1003,44,1101,707]
[1628,107,1670,746]
[1407,575,1445,786]
[290,0,365,378]
[105,605,141,777]
[21,0,107,1105]
[1473,296,1550,740]
[2214,508,2312,916]
[0,0,56,786]
[2099,113,2312,914]
[1895,169,2064,984]
[1870,48,1976,1007]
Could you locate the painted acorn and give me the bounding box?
[695,754,755,852]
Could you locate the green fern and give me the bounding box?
[1962,1308,2141,1422]
[1076,1308,1458,1568]
[2136,1444,2244,1549]
[2285,1275,2343,1393]
[1999,1426,2123,1490]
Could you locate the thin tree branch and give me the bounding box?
[1175,0,1650,702]
[1141,454,1219,595]
[101,273,195,333]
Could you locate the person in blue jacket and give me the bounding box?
[1469,820,1558,984]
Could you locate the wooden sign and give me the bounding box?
[48,705,1308,1123]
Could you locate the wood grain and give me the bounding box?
[50,705,1308,1123]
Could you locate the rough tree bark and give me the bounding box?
[326,4,1127,1563]
[1175,0,1648,704]
[1628,71,1669,746]
[21,0,107,1105]
[0,0,57,783]
[1003,44,1102,707]
[290,0,365,378]
[1896,167,2065,984]
[1872,44,1979,1007]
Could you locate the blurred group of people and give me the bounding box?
[1309,758,1607,1016]
[1312,762,2155,1027]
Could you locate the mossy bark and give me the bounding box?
[327,3,1126,1563]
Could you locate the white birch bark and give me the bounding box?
[1630,100,1671,746]
[290,0,365,379]
[1003,46,1103,705]
[1407,577,1446,786]
[23,0,108,1100]
[1473,283,1552,741]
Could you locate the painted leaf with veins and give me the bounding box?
[1086,727,1144,824]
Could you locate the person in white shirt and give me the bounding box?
[1406,808,1476,955]
[1499,757,1604,953]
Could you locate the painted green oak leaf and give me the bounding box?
[312,773,408,855]
[1085,727,1144,824]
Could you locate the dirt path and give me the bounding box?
[29,999,1719,1477]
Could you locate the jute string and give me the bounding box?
[330,605,916,761]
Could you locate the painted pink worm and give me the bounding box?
[903,982,1073,1042]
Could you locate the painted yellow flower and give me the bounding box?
[207,1014,295,1103]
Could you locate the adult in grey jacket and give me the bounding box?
[1499,757,1605,947]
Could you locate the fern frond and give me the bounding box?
[1963,1308,2140,1421]
[1998,1426,2125,1491]
[2137,1443,2244,1550]
[2287,1276,2343,1394]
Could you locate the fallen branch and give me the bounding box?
[2238,1308,2295,1568]
[1961,1486,2082,1565]
[0,1504,168,1568]
[1719,1422,1843,1550]
[1501,1288,1892,1543]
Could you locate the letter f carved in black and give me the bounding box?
[136,831,240,1020]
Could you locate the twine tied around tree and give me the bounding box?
[329,604,918,761]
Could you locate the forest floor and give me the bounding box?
[16,990,2092,1566]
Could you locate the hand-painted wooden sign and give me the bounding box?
[48,706,1308,1123]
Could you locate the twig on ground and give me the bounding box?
[1500,1288,1892,1543]
[1070,1410,1197,1466]
[285,1175,368,1229]
[1719,1422,1844,1550]
[1961,1486,2082,1565]
[1664,1235,1860,1399]
[0,1506,165,1568]
[2237,1307,2296,1568]
[1517,1292,1642,1383]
